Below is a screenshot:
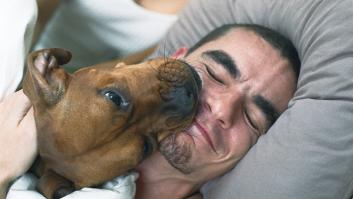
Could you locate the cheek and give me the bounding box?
[226,129,254,159]
[199,78,220,101]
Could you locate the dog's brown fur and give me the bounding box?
[23,48,200,199]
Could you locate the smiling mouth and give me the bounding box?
[193,120,217,153]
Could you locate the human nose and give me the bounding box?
[203,91,243,129]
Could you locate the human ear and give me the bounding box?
[171,47,188,59]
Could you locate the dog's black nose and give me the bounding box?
[168,82,197,117]
[158,60,200,119]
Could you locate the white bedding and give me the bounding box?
[7,172,138,199]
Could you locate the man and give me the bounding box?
[0,24,299,199]
[135,24,299,198]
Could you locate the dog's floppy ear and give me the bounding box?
[23,48,72,106]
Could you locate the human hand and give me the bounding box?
[0,90,37,185]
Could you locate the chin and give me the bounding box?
[159,133,196,174]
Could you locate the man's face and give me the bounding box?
[159,28,297,180]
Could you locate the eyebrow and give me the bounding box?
[201,50,279,129]
[252,95,280,129]
[202,50,240,79]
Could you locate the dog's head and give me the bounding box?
[23,48,201,181]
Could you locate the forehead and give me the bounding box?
[187,28,296,113]
[196,28,286,71]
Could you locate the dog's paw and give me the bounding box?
[53,186,75,199]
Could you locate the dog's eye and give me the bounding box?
[142,137,155,159]
[103,90,129,109]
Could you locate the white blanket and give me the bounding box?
[7,172,138,199]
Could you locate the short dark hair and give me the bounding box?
[187,24,301,79]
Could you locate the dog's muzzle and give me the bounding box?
[158,60,201,125]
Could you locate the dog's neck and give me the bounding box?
[135,151,203,199]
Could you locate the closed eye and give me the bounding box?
[244,109,260,135]
[203,63,225,84]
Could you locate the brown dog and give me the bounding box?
[22,48,201,199]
